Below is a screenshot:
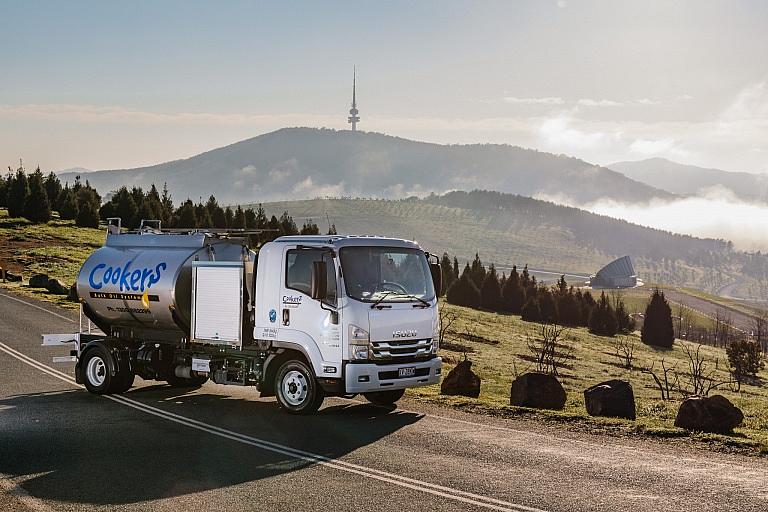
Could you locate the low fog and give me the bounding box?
[569,188,768,252]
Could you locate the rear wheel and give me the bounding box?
[363,389,405,406]
[81,345,116,395]
[275,360,323,414]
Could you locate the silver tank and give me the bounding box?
[77,232,251,334]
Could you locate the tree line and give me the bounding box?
[440,252,635,337]
[0,164,101,227]
[0,164,332,241]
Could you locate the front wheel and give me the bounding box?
[363,389,405,406]
[275,360,324,414]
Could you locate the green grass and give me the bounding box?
[407,302,768,455]
[0,209,104,308]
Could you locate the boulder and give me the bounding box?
[440,359,481,398]
[510,372,566,410]
[2,270,22,282]
[674,395,744,434]
[29,273,50,288]
[45,278,69,295]
[584,379,636,420]
[67,283,78,302]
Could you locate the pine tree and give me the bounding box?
[300,219,320,234]
[452,257,459,279]
[480,264,502,311]
[112,187,138,228]
[557,289,582,326]
[224,206,234,228]
[279,211,298,235]
[57,185,79,220]
[233,206,246,229]
[538,289,559,324]
[327,223,338,235]
[470,253,486,288]
[76,193,100,228]
[589,292,618,337]
[7,168,29,218]
[24,168,51,223]
[440,253,455,296]
[446,274,480,309]
[175,199,197,228]
[641,289,675,348]
[521,297,541,323]
[42,171,61,208]
[195,201,213,227]
[0,172,7,208]
[160,183,174,226]
[244,207,257,229]
[501,266,525,314]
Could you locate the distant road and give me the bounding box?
[1,290,767,512]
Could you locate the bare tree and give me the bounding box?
[611,336,636,370]
[679,343,735,396]
[641,358,677,400]
[438,307,458,347]
[674,301,695,340]
[712,309,733,348]
[526,323,572,376]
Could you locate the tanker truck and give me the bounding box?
[43,219,443,414]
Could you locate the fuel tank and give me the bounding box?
[76,232,252,334]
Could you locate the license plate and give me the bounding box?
[398,367,416,378]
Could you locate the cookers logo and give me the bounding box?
[88,260,167,292]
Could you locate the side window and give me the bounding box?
[286,249,337,306]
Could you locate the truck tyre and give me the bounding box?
[81,345,117,395]
[112,371,135,394]
[275,360,324,414]
[363,389,405,406]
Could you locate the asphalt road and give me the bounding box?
[1,290,767,512]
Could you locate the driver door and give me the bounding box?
[280,246,342,367]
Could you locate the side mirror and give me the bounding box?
[429,262,442,296]
[311,261,328,300]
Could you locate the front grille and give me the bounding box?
[378,367,430,380]
[371,338,433,361]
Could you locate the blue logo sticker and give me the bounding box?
[269,309,277,323]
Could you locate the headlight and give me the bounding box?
[349,324,370,360]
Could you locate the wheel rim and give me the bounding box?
[86,355,107,387]
[281,370,308,406]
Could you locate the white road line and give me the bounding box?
[0,292,76,323]
[0,341,545,512]
[2,291,741,472]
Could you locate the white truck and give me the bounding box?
[44,220,443,414]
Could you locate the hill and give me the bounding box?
[255,191,768,300]
[58,128,672,205]
[608,158,768,202]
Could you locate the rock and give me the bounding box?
[440,358,481,398]
[674,395,744,434]
[510,372,566,410]
[45,278,69,295]
[2,270,22,282]
[29,273,50,288]
[584,379,636,420]
[67,283,78,301]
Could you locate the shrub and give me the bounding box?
[727,339,764,384]
[446,274,480,308]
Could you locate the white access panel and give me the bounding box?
[191,263,243,346]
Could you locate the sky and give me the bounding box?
[1,0,768,173]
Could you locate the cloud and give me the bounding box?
[503,96,565,105]
[578,190,768,252]
[577,98,624,107]
[539,115,613,151]
[635,98,660,105]
[629,137,676,155]
[722,81,768,121]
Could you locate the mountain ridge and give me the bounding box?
[58,127,673,205]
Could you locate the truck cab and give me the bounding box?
[253,236,442,412]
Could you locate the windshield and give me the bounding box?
[340,246,435,303]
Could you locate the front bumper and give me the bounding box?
[344,357,442,394]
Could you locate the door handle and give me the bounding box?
[282,308,290,326]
